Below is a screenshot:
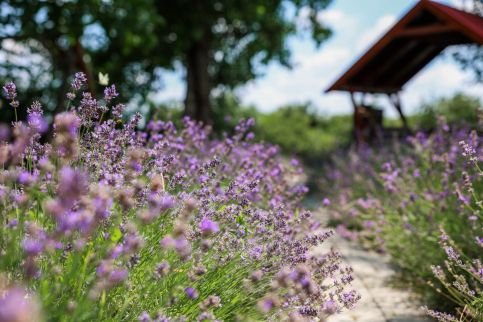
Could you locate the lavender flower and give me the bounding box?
[108,269,128,284]
[323,123,482,320]
[2,81,17,100]
[2,81,19,108]
[257,296,279,313]
[104,84,119,102]
[199,217,219,236]
[0,75,359,321]
[422,306,458,322]
[71,72,87,91]
[443,246,460,262]
[112,103,125,120]
[0,287,42,322]
[78,92,100,124]
[323,300,338,314]
[27,101,48,134]
[57,166,88,208]
[53,112,80,159]
[22,238,43,256]
[138,312,151,322]
[184,287,198,299]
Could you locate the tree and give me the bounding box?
[0,0,172,121]
[451,0,483,82]
[154,0,333,123]
[1,0,333,125]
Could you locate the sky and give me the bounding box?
[153,0,483,118]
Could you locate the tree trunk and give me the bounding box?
[54,51,74,114]
[75,39,96,95]
[52,42,92,116]
[184,41,211,124]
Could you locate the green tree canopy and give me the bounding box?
[450,0,483,82]
[1,0,333,125]
[155,0,333,122]
[0,0,171,122]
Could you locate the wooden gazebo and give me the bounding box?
[326,0,483,141]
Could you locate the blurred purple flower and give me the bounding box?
[22,238,43,256]
[58,167,88,208]
[160,194,176,211]
[323,299,337,314]
[0,287,41,322]
[199,217,219,236]
[184,287,198,299]
[2,81,17,100]
[109,269,128,284]
[444,246,460,261]
[413,169,421,178]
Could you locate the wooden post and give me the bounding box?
[389,92,409,131]
[350,92,362,144]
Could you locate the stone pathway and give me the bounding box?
[313,209,430,322]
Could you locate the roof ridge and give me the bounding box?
[326,0,483,94]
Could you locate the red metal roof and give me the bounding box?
[326,0,483,94]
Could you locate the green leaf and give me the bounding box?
[111,227,122,242]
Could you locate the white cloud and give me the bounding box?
[356,14,396,51]
[450,0,466,9]
[401,58,483,114]
[317,9,346,26]
[239,13,400,114]
[294,6,312,30]
[239,46,351,112]
[149,69,185,103]
[317,8,358,33]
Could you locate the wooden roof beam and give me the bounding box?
[340,85,400,94]
[387,45,442,86]
[360,40,420,84]
[325,0,483,93]
[396,24,459,37]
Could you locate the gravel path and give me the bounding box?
[313,209,430,322]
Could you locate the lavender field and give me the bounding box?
[0,77,359,321]
[1,72,481,321]
[1,0,482,321]
[321,121,482,321]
